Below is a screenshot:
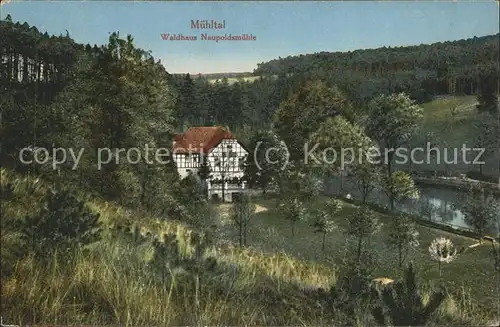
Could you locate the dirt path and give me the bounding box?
[255,204,268,213]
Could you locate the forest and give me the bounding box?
[254,34,499,102]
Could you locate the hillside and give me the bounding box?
[1,169,334,325]
[2,169,499,325]
[398,95,500,177]
[254,34,499,104]
[255,34,499,78]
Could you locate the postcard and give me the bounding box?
[1,1,499,326]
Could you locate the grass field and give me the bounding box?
[207,75,262,85]
[399,95,500,177]
[216,196,500,321]
[2,168,500,325]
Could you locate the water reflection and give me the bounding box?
[324,176,500,234]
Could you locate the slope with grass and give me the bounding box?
[401,95,499,177]
[0,169,333,325]
[2,169,498,325]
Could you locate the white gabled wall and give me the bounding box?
[172,138,249,202]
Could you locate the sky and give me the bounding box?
[1,1,499,74]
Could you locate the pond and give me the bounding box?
[323,175,500,235]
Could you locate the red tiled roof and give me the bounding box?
[173,126,235,154]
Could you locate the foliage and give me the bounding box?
[20,189,101,259]
[329,250,380,326]
[324,198,343,217]
[274,165,322,205]
[197,155,212,182]
[456,185,499,243]
[311,209,337,251]
[365,93,424,175]
[353,163,382,204]
[428,237,458,276]
[255,34,498,105]
[274,80,353,163]
[279,196,307,238]
[174,172,214,227]
[386,215,420,267]
[472,112,500,174]
[382,170,419,211]
[476,72,498,114]
[309,115,376,174]
[345,207,381,262]
[372,262,446,326]
[243,130,289,193]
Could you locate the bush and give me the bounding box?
[20,189,101,259]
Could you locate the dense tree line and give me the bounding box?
[254,34,499,104]
[168,73,304,135]
[0,14,82,104]
[1,16,189,219]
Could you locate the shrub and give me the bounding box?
[20,189,101,259]
[372,262,446,326]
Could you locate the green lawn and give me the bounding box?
[218,196,499,319]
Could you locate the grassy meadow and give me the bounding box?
[217,197,499,320]
[2,169,499,326]
[403,95,500,177]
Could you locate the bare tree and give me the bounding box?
[231,193,255,246]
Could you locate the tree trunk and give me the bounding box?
[387,154,393,177]
[322,232,326,252]
[357,237,362,262]
[291,221,295,239]
[438,261,441,277]
[398,246,403,267]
